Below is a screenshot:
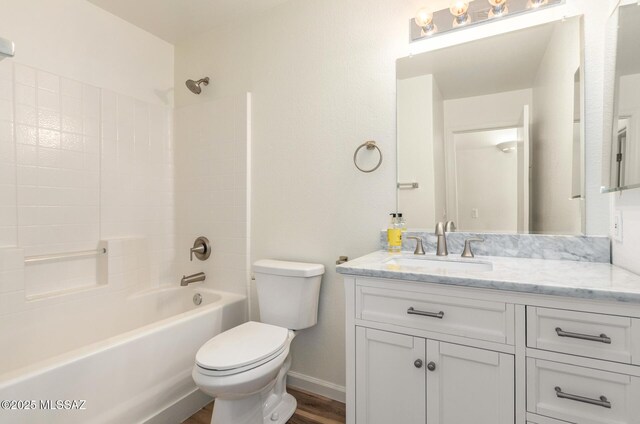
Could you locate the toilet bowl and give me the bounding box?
[192,322,296,424]
[192,260,324,424]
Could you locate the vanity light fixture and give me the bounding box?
[450,1,471,27]
[415,8,437,36]
[410,0,563,42]
[527,0,548,8]
[488,0,509,18]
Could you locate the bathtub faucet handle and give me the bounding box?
[190,237,211,262]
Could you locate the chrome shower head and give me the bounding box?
[185,77,210,95]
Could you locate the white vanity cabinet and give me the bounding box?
[355,327,514,424]
[344,275,640,424]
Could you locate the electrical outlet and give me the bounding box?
[613,210,623,242]
[472,208,479,219]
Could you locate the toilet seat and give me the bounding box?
[196,321,290,377]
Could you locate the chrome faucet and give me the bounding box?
[181,272,206,286]
[406,236,426,255]
[435,221,456,256]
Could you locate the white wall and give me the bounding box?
[613,190,640,274]
[0,0,174,106]
[174,0,618,395]
[530,18,582,234]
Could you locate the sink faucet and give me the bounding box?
[181,272,206,286]
[435,221,456,256]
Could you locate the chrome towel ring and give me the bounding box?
[353,140,382,173]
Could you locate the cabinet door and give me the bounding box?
[426,340,514,424]
[355,327,426,424]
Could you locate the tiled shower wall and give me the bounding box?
[175,94,250,297]
[0,59,175,297]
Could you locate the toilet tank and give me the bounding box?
[253,260,324,330]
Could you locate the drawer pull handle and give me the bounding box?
[555,327,612,344]
[407,307,444,319]
[555,386,611,409]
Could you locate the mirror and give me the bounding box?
[602,3,640,193]
[397,17,584,234]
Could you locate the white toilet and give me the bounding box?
[192,259,325,424]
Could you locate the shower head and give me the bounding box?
[185,77,210,95]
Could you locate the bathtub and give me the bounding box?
[0,286,246,424]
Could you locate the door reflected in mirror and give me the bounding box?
[397,17,584,234]
[602,4,640,193]
[453,127,526,232]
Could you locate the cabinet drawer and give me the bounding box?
[527,358,640,424]
[527,307,640,364]
[356,285,514,344]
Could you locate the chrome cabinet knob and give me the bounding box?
[414,359,423,368]
[427,361,436,371]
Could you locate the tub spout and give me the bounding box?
[181,272,206,286]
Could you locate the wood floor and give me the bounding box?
[183,387,345,424]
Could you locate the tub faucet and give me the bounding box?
[435,221,456,256]
[181,272,206,286]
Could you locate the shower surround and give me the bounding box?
[0,41,251,424]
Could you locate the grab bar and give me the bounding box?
[24,248,107,265]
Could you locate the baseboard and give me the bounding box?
[287,371,346,403]
[143,388,212,424]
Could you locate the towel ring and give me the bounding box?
[354,141,383,173]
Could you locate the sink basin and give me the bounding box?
[384,256,493,272]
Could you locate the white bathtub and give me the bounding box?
[0,287,246,424]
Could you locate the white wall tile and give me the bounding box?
[175,94,249,296]
[0,63,175,297]
[14,64,36,87]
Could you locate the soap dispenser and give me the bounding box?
[397,213,407,232]
[387,213,402,253]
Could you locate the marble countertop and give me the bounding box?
[336,250,640,303]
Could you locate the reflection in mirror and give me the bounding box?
[602,4,640,193]
[397,18,584,235]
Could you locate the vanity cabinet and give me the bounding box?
[344,276,640,424]
[355,327,514,424]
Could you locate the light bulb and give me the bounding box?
[450,1,471,27]
[449,1,470,16]
[488,0,508,18]
[414,8,437,36]
[527,0,548,9]
[415,8,433,27]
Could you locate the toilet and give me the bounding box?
[192,259,325,424]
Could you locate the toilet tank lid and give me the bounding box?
[253,259,325,277]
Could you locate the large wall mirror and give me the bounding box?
[396,17,585,234]
[602,3,640,193]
